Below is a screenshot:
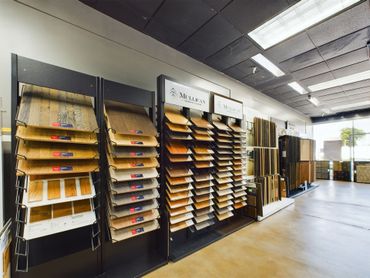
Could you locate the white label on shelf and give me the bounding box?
[282,151,287,158]
[164,79,210,112]
[213,94,243,119]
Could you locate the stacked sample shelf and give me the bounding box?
[15,85,98,240]
[212,120,235,221]
[229,121,248,210]
[105,101,160,242]
[164,109,195,233]
[333,161,351,181]
[190,114,216,230]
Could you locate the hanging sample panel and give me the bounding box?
[164,108,195,233]
[105,100,160,242]
[191,114,216,231]
[15,84,99,241]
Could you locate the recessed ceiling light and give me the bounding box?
[288,82,308,94]
[331,100,370,111]
[308,69,370,91]
[308,95,320,106]
[251,54,285,77]
[248,0,361,49]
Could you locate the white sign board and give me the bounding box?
[164,79,210,112]
[214,94,243,119]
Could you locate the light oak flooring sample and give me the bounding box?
[17,159,98,176]
[47,180,61,200]
[110,209,159,230]
[28,180,43,202]
[109,145,157,158]
[165,122,192,133]
[213,121,231,131]
[64,178,77,197]
[165,111,191,126]
[191,117,213,129]
[80,177,92,195]
[105,101,157,136]
[16,126,97,145]
[17,140,98,160]
[108,130,158,147]
[108,157,158,169]
[17,85,98,132]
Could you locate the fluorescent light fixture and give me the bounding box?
[308,95,320,106]
[248,0,361,49]
[331,100,370,111]
[288,82,308,94]
[308,70,370,92]
[251,54,285,77]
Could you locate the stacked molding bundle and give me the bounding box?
[15,85,99,241]
[333,161,351,181]
[355,162,370,183]
[253,117,280,207]
[316,161,330,180]
[105,101,160,242]
[279,136,316,196]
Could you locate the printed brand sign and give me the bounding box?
[164,79,210,112]
[50,135,71,141]
[213,94,243,119]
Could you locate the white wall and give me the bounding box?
[0,0,311,129]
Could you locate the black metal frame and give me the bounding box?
[157,74,254,262]
[10,54,102,277]
[100,78,168,277]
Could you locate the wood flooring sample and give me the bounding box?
[65,179,77,197]
[73,200,91,214]
[17,85,98,132]
[47,180,61,200]
[29,205,52,222]
[53,202,73,218]
[16,126,97,145]
[28,180,43,202]
[165,111,191,126]
[109,131,158,147]
[165,122,192,133]
[191,117,213,129]
[105,101,157,136]
[17,140,98,160]
[166,142,191,155]
[79,177,92,195]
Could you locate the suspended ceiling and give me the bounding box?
[81,0,370,118]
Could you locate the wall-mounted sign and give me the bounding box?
[213,94,243,119]
[164,79,210,112]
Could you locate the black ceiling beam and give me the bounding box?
[311,107,370,123]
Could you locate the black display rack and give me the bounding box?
[157,75,254,261]
[100,78,168,277]
[10,54,102,277]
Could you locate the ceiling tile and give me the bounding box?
[221,0,294,34]
[265,32,316,63]
[318,26,370,60]
[300,72,334,87]
[331,60,370,79]
[307,1,370,46]
[202,0,232,11]
[145,0,216,46]
[179,15,242,60]
[256,75,294,91]
[291,62,330,80]
[206,37,259,70]
[326,47,369,70]
[280,48,324,72]
[81,0,163,30]
[223,59,255,80]
[241,68,273,87]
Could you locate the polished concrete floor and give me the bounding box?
[147,180,370,278]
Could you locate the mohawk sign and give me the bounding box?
[164,79,210,112]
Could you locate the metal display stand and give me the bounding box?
[157,75,254,262]
[10,54,102,277]
[100,78,168,277]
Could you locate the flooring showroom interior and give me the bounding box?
[1,0,370,278]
